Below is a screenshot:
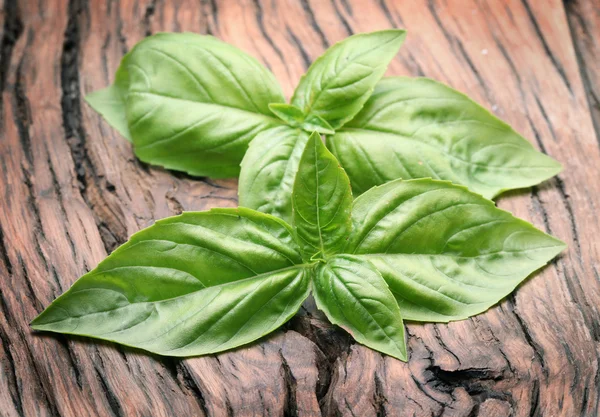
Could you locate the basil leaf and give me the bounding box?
[85,79,132,142]
[86,33,285,178]
[269,103,335,135]
[269,103,306,126]
[313,255,407,360]
[345,179,566,322]
[328,77,562,199]
[31,208,311,356]
[239,125,309,224]
[292,132,352,261]
[291,30,406,130]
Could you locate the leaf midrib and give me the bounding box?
[34,264,311,327]
[338,127,557,171]
[128,91,281,124]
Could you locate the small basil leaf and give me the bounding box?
[268,103,305,126]
[346,179,566,322]
[313,255,407,360]
[31,208,311,356]
[302,114,335,135]
[291,30,406,130]
[328,77,562,198]
[86,32,285,178]
[268,103,335,134]
[239,126,309,224]
[292,132,352,261]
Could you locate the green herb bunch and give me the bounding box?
[32,31,565,361]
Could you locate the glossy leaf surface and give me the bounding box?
[328,77,562,198]
[32,208,310,356]
[239,126,309,224]
[313,255,407,360]
[292,133,352,261]
[86,32,285,177]
[291,30,406,130]
[346,179,566,322]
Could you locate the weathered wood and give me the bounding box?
[566,0,600,145]
[0,0,598,416]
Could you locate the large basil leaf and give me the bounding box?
[346,179,566,322]
[239,125,309,224]
[31,208,310,356]
[313,255,407,360]
[86,32,285,178]
[291,30,406,130]
[292,132,352,261]
[327,77,562,198]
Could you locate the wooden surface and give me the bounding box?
[1,0,599,415]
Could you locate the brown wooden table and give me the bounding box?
[1,0,599,415]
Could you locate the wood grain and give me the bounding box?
[0,0,598,416]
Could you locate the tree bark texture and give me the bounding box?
[0,0,599,416]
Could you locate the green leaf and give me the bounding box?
[268,103,335,134]
[292,132,353,261]
[291,30,406,130]
[328,77,562,199]
[86,32,285,178]
[239,125,309,224]
[345,179,566,322]
[269,103,305,126]
[31,208,310,356]
[313,255,407,360]
[85,82,132,142]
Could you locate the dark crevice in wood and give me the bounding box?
[0,224,13,276]
[56,336,84,389]
[0,308,25,417]
[339,0,353,17]
[280,350,299,417]
[428,365,512,415]
[252,0,288,74]
[529,378,541,417]
[331,0,353,36]
[47,151,78,261]
[378,0,397,28]
[377,3,425,77]
[18,254,45,311]
[286,27,312,70]
[299,0,329,48]
[165,189,184,214]
[532,93,558,142]
[505,299,547,379]
[0,0,23,100]
[61,0,89,193]
[0,293,61,417]
[142,0,157,37]
[520,0,573,95]
[565,2,600,143]
[61,0,128,253]
[201,0,219,30]
[175,362,210,417]
[94,357,125,417]
[373,373,387,417]
[14,51,33,166]
[114,0,128,55]
[554,167,582,260]
[427,0,494,105]
[225,396,235,417]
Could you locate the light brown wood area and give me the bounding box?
[1,0,599,416]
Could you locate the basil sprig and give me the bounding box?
[32,133,565,360]
[86,31,561,208]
